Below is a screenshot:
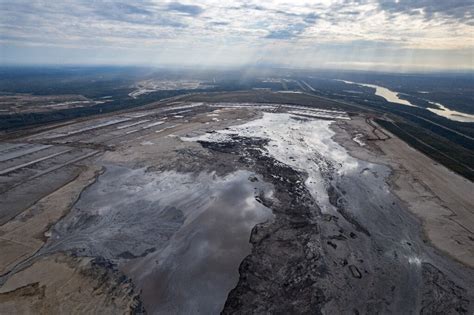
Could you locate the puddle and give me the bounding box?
[42,166,273,314]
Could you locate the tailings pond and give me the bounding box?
[41,166,274,314]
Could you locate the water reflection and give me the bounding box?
[426,101,474,123]
[338,80,416,107]
[123,170,274,314]
[43,166,273,315]
[339,80,474,123]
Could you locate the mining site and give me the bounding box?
[0,88,473,314]
[2,0,474,312]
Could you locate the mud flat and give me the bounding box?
[0,102,273,314]
[0,165,143,314]
[334,116,474,268]
[41,166,273,314]
[184,112,473,313]
[0,100,473,314]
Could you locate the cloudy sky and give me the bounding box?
[1,0,473,71]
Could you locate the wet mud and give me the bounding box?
[193,113,474,314]
[40,165,273,314]
[3,104,472,314]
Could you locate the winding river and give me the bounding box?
[339,80,474,123]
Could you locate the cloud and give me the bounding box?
[0,0,473,70]
[304,13,320,23]
[232,4,266,12]
[167,2,204,16]
[210,21,229,26]
[265,23,310,40]
[377,0,474,24]
[111,3,153,16]
[90,1,188,27]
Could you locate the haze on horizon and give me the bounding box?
[0,0,473,72]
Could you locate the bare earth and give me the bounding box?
[0,253,142,314]
[0,98,472,313]
[334,116,474,267]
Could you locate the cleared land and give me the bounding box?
[0,93,472,313]
[0,94,106,114]
[334,116,474,267]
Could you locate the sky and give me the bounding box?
[0,0,473,71]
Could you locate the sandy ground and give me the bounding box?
[334,115,474,267]
[0,165,102,275]
[0,253,142,314]
[0,164,144,314]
